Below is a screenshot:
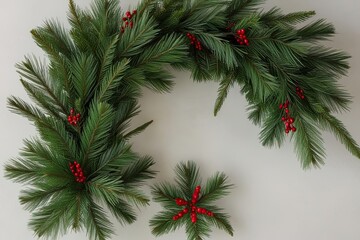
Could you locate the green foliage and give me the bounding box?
[150,161,234,239]
[5,0,360,239]
[6,0,161,239]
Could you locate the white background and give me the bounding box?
[1,0,360,239]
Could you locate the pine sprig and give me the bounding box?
[150,161,234,239]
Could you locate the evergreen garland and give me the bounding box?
[4,0,360,239]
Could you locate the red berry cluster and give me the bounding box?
[121,10,137,33]
[279,100,296,134]
[296,87,305,99]
[69,161,86,183]
[172,186,214,223]
[186,33,202,51]
[235,28,249,46]
[67,108,80,126]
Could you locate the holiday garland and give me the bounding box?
[4,0,360,239]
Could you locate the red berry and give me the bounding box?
[240,29,245,35]
[132,10,137,14]
[244,39,249,45]
[122,17,127,21]
[126,11,131,17]
[292,127,297,132]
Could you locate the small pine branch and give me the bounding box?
[84,199,114,240]
[87,176,124,206]
[81,102,114,164]
[199,172,233,204]
[105,198,137,225]
[121,156,156,186]
[174,161,201,196]
[319,112,360,158]
[293,111,326,168]
[118,11,159,57]
[214,76,234,116]
[123,120,154,139]
[7,96,46,122]
[150,161,233,239]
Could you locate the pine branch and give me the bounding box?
[175,161,201,196]
[7,96,46,122]
[150,210,186,236]
[4,158,43,184]
[87,176,124,206]
[29,189,77,239]
[293,111,326,168]
[89,141,133,175]
[142,68,175,92]
[197,33,239,69]
[121,156,156,185]
[105,198,137,225]
[68,0,98,54]
[71,53,98,105]
[84,199,114,240]
[151,182,184,209]
[96,59,130,102]
[119,187,150,207]
[185,218,210,240]
[36,116,78,159]
[319,112,360,158]
[31,20,75,59]
[206,208,234,236]
[97,35,120,82]
[260,8,316,27]
[135,33,187,66]
[19,185,68,211]
[214,76,234,116]
[247,101,267,126]
[123,120,153,139]
[297,19,335,42]
[242,57,278,101]
[199,172,233,204]
[20,79,66,119]
[81,102,114,164]
[16,56,68,114]
[117,11,159,57]
[89,0,121,39]
[259,108,286,148]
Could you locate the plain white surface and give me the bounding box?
[1,0,360,239]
